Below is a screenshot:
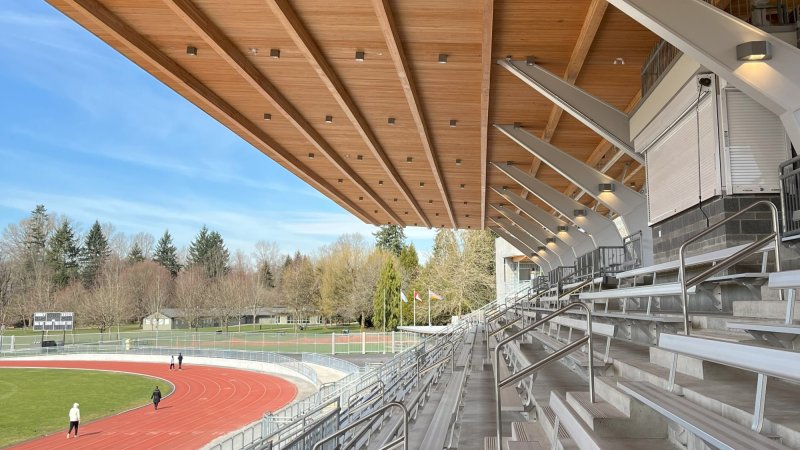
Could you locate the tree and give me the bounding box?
[153,230,181,277]
[0,258,13,332]
[47,220,80,288]
[280,253,319,328]
[187,226,230,278]
[174,267,208,330]
[374,225,406,256]
[81,220,110,288]
[79,258,132,334]
[127,243,145,264]
[122,261,172,322]
[372,258,401,330]
[130,232,155,260]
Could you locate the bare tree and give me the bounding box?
[280,253,319,329]
[174,267,207,330]
[79,258,133,335]
[122,261,172,322]
[130,232,156,259]
[0,259,14,332]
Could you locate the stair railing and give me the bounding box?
[312,402,408,450]
[557,277,594,300]
[493,302,595,445]
[678,200,782,335]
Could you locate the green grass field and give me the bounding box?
[0,368,173,447]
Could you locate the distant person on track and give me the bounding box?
[67,403,80,438]
[151,386,162,411]
[169,355,175,371]
[178,352,183,370]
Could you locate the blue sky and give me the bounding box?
[0,1,435,258]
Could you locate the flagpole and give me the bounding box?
[428,289,431,327]
[400,288,403,327]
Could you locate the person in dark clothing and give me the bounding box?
[178,352,183,370]
[151,386,162,411]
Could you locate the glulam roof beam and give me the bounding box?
[479,0,495,230]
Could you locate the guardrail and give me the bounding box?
[780,155,800,240]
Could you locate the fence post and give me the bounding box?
[331,333,336,355]
[362,332,366,355]
[391,331,395,353]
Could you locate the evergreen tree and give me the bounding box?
[47,220,80,287]
[187,226,229,278]
[24,204,50,271]
[373,225,406,256]
[259,262,275,288]
[153,230,181,277]
[81,220,110,288]
[372,258,401,330]
[398,244,419,278]
[127,242,145,264]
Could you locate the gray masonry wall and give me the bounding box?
[651,194,799,270]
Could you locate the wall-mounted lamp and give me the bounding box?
[546,237,556,244]
[574,209,587,217]
[537,246,546,253]
[736,40,772,61]
[598,183,615,193]
[557,225,569,233]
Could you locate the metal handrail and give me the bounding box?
[417,340,455,377]
[312,402,408,450]
[678,200,781,335]
[347,380,385,424]
[493,302,595,445]
[557,278,594,300]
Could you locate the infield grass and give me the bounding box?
[0,368,172,447]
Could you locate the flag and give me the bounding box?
[429,289,443,300]
[400,291,408,303]
[414,290,423,302]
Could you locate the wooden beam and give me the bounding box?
[480,0,495,230]
[163,0,405,226]
[521,0,608,199]
[56,0,376,224]
[266,0,431,228]
[372,0,457,229]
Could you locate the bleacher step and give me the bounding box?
[565,392,625,434]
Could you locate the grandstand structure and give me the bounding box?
[42,0,800,449]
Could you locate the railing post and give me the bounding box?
[331,333,336,355]
[391,331,396,353]
[362,332,366,355]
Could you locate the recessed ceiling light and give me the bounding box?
[270,48,280,59]
[435,213,439,216]
[513,122,522,128]
[404,211,408,215]
[460,184,465,189]
[249,48,258,56]
[613,57,625,65]
[374,210,378,213]
[455,159,461,166]
[307,153,314,159]
[438,53,448,64]
[355,51,365,61]
[449,119,457,128]
[388,117,396,125]
[393,198,397,202]
[463,201,467,205]
[466,214,470,218]
[359,196,363,201]
[357,154,363,160]
[428,200,433,204]
[325,115,333,123]
[338,179,343,184]
[378,180,384,185]
[420,182,425,187]
[186,46,198,56]
[526,55,536,66]
[406,156,412,163]
[263,113,272,121]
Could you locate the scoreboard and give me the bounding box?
[33,312,74,331]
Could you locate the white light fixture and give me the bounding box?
[598,183,615,193]
[248,48,258,56]
[613,57,625,65]
[439,53,448,64]
[270,48,281,59]
[355,51,365,62]
[186,46,198,56]
[737,40,772,61]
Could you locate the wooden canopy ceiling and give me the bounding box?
[48,0,659,231]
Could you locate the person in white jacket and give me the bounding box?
[67,403,80,438]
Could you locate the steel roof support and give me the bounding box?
[492,204,570,267]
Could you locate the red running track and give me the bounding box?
[0,360,297,450]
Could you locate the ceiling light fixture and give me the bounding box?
[406,156,413,163]
[270,48,281,59]
[449,119,457,128]
[438,53,448,64]
[357,154,363,160]
[338,178,343,184]
[307,153,315,159]
[574,209,587,217]
[537,246,546,253]
[613,57,625,65]
[249,48,258,56]
[263,113,272,121]
[420,182,425,187]
[355,51,365,62]
[325,115,333,123]
[557,225,569,233]
[526,55,536,66]
[598,183,615,193]
[737,40,772,61]
[186,46,198,56]
[378,180,384,185]
[388,117,396,125]
[456,159,462,166]
[460,184,465,189]
[428,200,433,204]
[546,237,556,244]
